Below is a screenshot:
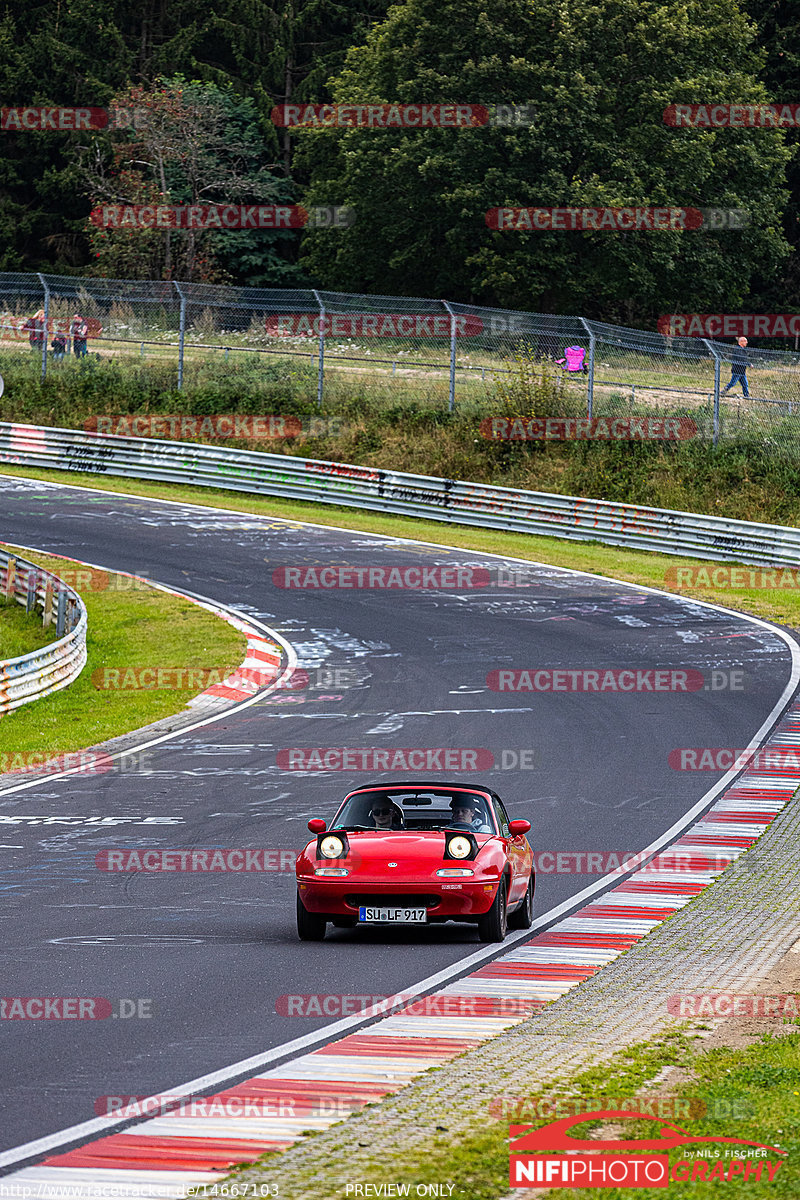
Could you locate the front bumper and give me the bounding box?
[297,876,501,919]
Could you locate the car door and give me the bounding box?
[492,795,529,904]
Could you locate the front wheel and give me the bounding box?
[477,877,508,943]
[297,890,327,941]
[508,874,534,930]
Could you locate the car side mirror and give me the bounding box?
[307,818,327,834]
[508,819,531,836]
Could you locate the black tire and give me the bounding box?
[477,877,508,943]
[296,890,327,941]
[508,874,534,930]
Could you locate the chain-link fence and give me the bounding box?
[2,272,800,452]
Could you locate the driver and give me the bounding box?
[448,795,491,833]
[369,799,404,829]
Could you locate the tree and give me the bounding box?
[298,0,791,323]
[0,1,133,271]
[0,0,392,274]
[740,1,800,315]
[78,77,299,282]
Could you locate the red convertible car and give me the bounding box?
[295,780,534,942]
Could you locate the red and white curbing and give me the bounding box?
[5,704,800,1198]
[189,610,284,706]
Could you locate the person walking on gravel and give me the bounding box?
[722,336,750,397]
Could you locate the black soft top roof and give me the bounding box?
[345,780,503,803]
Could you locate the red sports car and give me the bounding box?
[295,780,534,942]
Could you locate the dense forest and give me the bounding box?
[0,0,798,324]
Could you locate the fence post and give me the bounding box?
[37,273,49,382]
[579,317,596,418]
[702,338,721,447]
[311,289,326,410]
[442,301,457,413]
[174,282,186,390]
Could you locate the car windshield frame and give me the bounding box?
[330,786,499,834]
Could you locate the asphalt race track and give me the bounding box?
[0,474,795,1160]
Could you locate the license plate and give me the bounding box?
[358,906,427,923]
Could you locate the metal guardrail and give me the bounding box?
[0,547,87,715]
[1,421,799,570]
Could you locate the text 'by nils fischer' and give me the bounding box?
[1,997,153,1019]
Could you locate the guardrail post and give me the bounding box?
[26,570,37,614]
[442,301,459,413]
[579,317,596,418]
[37,273,50,382]
[311,289,325,410]
[702,338,721,447]
[43,579,53,627]
[175,282,187,390]
[56,591,67,638]
[5,555,16,599]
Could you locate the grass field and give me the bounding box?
[0,544,246,762]
[0,593,58,661]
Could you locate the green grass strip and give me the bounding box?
[0,593,58,660]
[0,544,245,762]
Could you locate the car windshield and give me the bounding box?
[331,789,496,833]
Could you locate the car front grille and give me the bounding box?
[344,893,442,910]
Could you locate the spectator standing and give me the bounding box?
[22,310,45,353]
[722,336,750,397]
[51,331,67,362]
[70,313,89,358]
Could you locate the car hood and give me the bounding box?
[329,830,494,867]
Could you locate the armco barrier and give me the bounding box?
[0,547,87,714]
[1,421,799,568]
